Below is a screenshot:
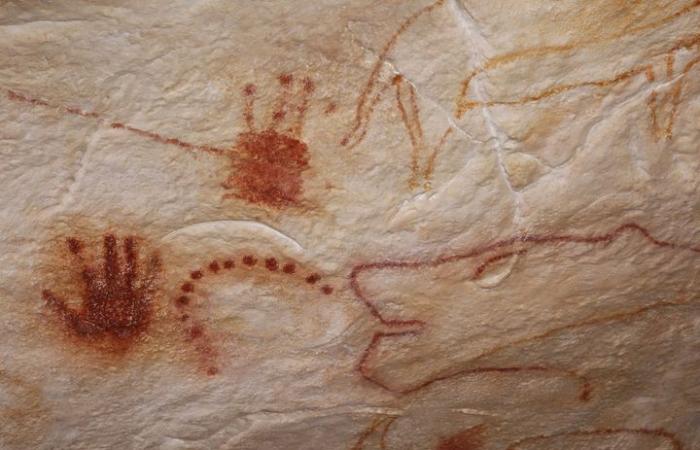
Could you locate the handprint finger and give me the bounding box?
[123,237,138,292]
[102,234,120,289]
[41,289,83,332]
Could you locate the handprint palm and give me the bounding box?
[42,234,161,347]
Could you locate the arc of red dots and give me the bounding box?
[175,253,334,300]
[172,252,335,375]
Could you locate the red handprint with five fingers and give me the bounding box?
[41,234,162,348]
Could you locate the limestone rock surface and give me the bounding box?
[0,1,699,449]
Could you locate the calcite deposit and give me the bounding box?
[0,1,698,449]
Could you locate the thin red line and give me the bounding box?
[6,89,226,156]
[350,222,699,325]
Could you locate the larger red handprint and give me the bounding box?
[41,234,162,352]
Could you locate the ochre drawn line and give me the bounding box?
[351,418,683,449]
[457,64,651,112]
[350,416,396,450]
[471,249,527,280]
[357,331,593,398]
[422,126,453,190]
[351,222,699,326]
[392,75,454,190]
[455,33,700,139]
[505,427,684,450]
[6,89,225,156]
[342,0,700,149]
[172,252,334,375]
[110,122,224,155]
[436,424,487,450]
[471,299,686,368]
[455,0,700,116]
[351,223,699,395]
[341,0,447,149]
[6,72,319,208]
[647,42,700,140]
[352,416,488,450]
[393,75,423,183]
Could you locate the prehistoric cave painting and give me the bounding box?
[41,233,162,353]
[454,0,700,118]
[341,0,446,150]
[504,428,685,450]
[221,74,314,208]
[4,72,318,209]
[170,251,335,375]
[455,33,700,141]
[392,75,454,190]
[352,417,684,450]
[350,223,699,394]
[435,425,486,450]
[340,0,455,190]
[341,0,700,155]
[4,89,228,157]
[351,416,397,450]
[351,406,490,450]
[646,37,700,141]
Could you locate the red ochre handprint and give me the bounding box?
[5,72,318,210]
[222,74,315,208]
[351,223,699,395]
[41,234,162,352]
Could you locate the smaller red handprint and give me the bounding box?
[222,73,315,208]
[41,234,162,351]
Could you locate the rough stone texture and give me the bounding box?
[1,1,699,449]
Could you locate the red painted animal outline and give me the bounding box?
[4,72,320,209]
[352,418,489,450]
[504,428,685,450]
[340,0,700,151]
[456,35,700,143]
[351,418,685,450]
[350,223,699,396]
[170,251,335,375]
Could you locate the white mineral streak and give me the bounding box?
[0,1,698,449]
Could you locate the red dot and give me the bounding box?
[282,263,296,274]
[306,273,321,284]
[190,270,203,280]
[303,78,315,93]
[66,238,82,254]
[244,83,256,96]
[181,282,194,293]
[175,296,190,306]
[265,258,279,271]
[190,325,203,339]
[243,255,257,266]
[223,259,235,269]
[207,367,219,376]
[209,260,220,273]
[278,73,293,86]
[321,285,333,295]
